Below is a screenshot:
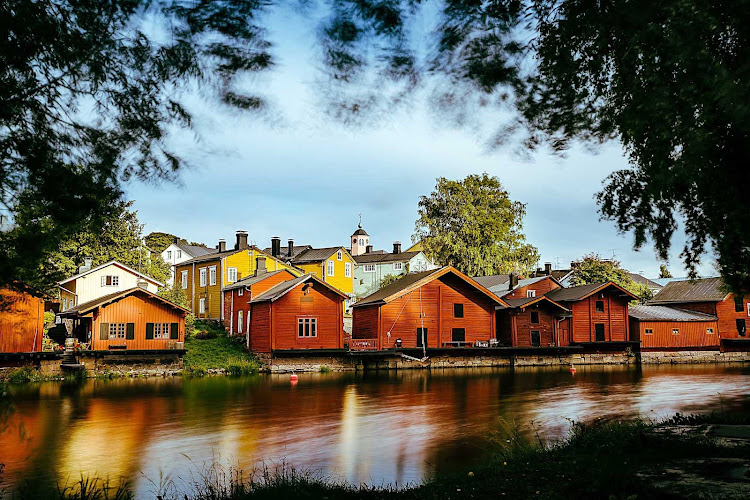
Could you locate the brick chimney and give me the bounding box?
[235,231,248,250]
[255,255,267,276]
[218,239,226,252]
[366,244,373,254]
[287,239,294,258]
[393,241,401,254]
[544,262,552,275]
[271,237,281,257]
[508,272,518,291]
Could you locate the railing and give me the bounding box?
[349,339,378,350]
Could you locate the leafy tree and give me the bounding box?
[158,282,189,309]
[145,232,187,255]
[42,200,169,292]
[415,173,539,277]
[570,254,653,303]
[659,265,673,279]
[379,274,403,289]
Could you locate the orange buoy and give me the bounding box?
[290,373,298,382]
[570,365,576,374]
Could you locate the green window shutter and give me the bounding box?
[126,323,135,340]
[170,322,179,339]
[100,322,109,340]
[145,323,154,340]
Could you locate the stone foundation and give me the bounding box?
[640,350,750,364]
[80,351,184,376]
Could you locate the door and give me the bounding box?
[531,330,540,347]
[595,323,605,342]
[416,328,427,348]
[452,328,465,343]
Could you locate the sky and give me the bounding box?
[125,6,715,280]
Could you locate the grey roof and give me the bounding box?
[493,276,555,298]
[504,296,569,311]
[352,227,369,236]
[354,269,439,306]
[179,248,242,265]
[648,277,728,304]
[472,274,511,289]
[222,270,291,291]
[174,241,216,258]
[292,247,346,264]
[546,282,635,302]
[354,251,421,264]
[627,272,663,290]
[58,287,189,316]
[262,245,313,260]
[629,305,718,322]
[58,260,164,287]
[250,274,347,303]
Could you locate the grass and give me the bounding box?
[183,320,260,377]
[0,366,88,384]
[3,414,748,499]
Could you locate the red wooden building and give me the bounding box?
[0,285,45,353]
[351,267,507,350]
[646,277,750,349]
[497,296,570,347]
[58,287,189,350]
[247,274,347,352]
[223,259,297,336]
[546,282,636,345]
[629,305,719,350]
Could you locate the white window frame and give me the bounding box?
[153,323,170,339]
[672,328,679,335]
[359,238,364,246]
[227,267,238,283]
[238,288,244,296]
[337,250,343,261]
[393,262,403,271]
[327,260,334,277]
[181,270,188,289]
[199,298,206,314]
[644,328,653,335]
[526,290,536,298]
[109,323,125,340]
[364,264,376,273]
[176,250,182,258]
[209,266,217,286]
[199,268,207,287]
[345,262,351,277]
[237,310,243,334]
[297,317,318,338]
[166,250,172,259]
[706,328,715,334]
[101,275,119,287]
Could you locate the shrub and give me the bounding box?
[7,366,40,384]
[193,329,216,340]
[225,357,259,376]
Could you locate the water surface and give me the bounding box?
[2,364,749,495]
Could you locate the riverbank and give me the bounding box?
[3,413,749,499]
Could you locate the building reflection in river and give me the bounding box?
[1,364,749,496]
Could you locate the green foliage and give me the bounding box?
[6,366,41,384]
[379,274,402,289]
[184,321,259,376]
[570,254,653,303]
[144,232,181,254]
[659,264,673,279]
[158,282,190,310]
[415,173,540,277]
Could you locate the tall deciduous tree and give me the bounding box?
[659,265,673,279]
[414,173,539,277]
[570,254,652,303]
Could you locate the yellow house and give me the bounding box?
[175,231,301,323]
[289,246,355,296]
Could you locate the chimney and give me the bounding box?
[287,239,294,258]
[137,279,148,290]
[271,237,281,257]
[235,230,248,250]
[173,236,179,244]
[366,244,373,254]
[544,262,552,275]
[218,239,226,252]
[393,241,401,254]
[255,256,267,276]
[508,272,518,291]
[84,256,92,269]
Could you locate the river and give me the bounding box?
[1,364,749,496]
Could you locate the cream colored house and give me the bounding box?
[58,260,163,311]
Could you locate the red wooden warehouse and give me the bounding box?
[247,274,347,352]
[0,285,45,353]
[351,267,507,350]
[629,305,719,350]
[58,287,189,350]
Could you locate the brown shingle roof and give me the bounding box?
[629,305,718,322]
[262,245,313,260]
[472,274,511,289]
[627,272,663,290]
[353,251,421,264]
[546,281,637,302]
[504,295,569,312]
[648,277,728,304]
[250,274,348,303]
[292,247,347,264]
[174,241,217,258]
[222,269,294,291]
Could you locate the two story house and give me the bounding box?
[160,239,216,286]
[353,241,437,299]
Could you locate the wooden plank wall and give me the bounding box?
[513,305,558,347]
[0,288,44,353]
[632,319,720,349]
[569,289,628,342]
[504,277,561,300]
[716,294,750,339]
[91,295,185,350]
[271,283,343,350]
[352,306,379,340]
[225,270,296,333]
[248,302,272,352]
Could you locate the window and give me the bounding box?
[327,260,334,277]
[737,319,746,337]
[595,300,605,313]
[337,250,343,260]
[359,238,364,246]
[167,250,172,259]
[364,264,376,273]
[644,328,654,335]
[237,311,243,334]
[345,262,351,277]
[62,298,68,310]
[526,290,536,298]
[153,323,170,339]
[181,271,188,289]
[352,238,357,244]
[530,311,539,324]
[109,323,125,339]
[672,328,680,335]
[454,303,464,318]
[298,317,317,337]
[209,266,217,286]
[238,288,244,296]
[101,275,119,287]
[176,250,182,258]
[227,267,238,283]
[735,295,744,312]
[416,328,428,348]
[706,328,714,335]
[394,262,403,271]
[531,331,541,347]
[199,268,207,287]
[199,298,206,314]
[594,323,605,341]
[452,328,465,342]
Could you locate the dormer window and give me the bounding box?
[526,290,536,298]
[337,250,343,260]
[101,275,119,287]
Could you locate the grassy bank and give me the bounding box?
[3,413,749,499]
[183,320,260,376]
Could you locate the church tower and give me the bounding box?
[350,216,370,256]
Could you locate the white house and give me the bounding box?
[353,241,438,298]
[161,239,217,286]
[58,260,163,311]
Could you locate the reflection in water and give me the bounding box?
[1,364,749,496]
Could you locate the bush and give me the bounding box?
[193,329,217,340]
[225,357,259,376]
[7,366,40,384]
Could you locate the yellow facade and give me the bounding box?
[296,247,355,296]
[176,247,300,320]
